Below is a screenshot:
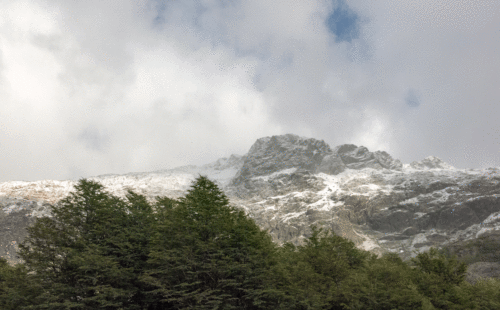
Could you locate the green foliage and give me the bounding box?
[270,226,374,309]
[272,240,333,309]
[17,179,163,309]
[142,174,283,309]
[406,247,475,309]
[337,253,427,310]
[434,246,477,266]
[409,247,468,285]
[0,257,45,310]
[2,176,500,309]
[436,235,500,265]
[459,277,500,309]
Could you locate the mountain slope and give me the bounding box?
[1,134,500,284]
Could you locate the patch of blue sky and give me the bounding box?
[149,0,167,28]
[325,0,360,43]
[405,89,422,108]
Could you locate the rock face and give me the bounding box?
[465,262,500,285]
[409,156,455,170]
[433,229,500,285]
[231,134,332,185]
[1,133,500,285]
[0,197,39,265]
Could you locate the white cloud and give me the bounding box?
[0,0,499,182]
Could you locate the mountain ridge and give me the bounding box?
[1,133,500,285]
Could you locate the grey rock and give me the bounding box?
[374,151,403,171]
[409,156,455,170]
[432,229,500,285]
[232,134,332,184]
[316,154,346,175]
[202,154,244,171]
[0,198,44,265]
[465,262,500,285]
[333,144,403,171]
[335,144,382,170]
[402,227,420,236]
[2,133,500,287]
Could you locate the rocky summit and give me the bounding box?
[1,133,500,285]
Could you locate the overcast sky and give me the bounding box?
[1,0,499,182]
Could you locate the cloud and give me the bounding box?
[404,89,421,108]
[0,0,499,182]
[77,127,110,152]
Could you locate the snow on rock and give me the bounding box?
[2,134,500,267]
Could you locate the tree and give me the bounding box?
[269,226,374,310]
[12,176,500,309]
[407,247,473,309]
[142,175,283,309]
[337,252,427,310]
[0,258,45,310]
[17,179,164,309]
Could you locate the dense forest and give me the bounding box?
[1,176,499,309]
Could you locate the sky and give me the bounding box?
[0,0,499,182]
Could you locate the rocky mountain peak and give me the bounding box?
[232,134,332,186]
[2,134,500,285]
[326,144,404,171]
[409,156,455,170]
[247,134,332,156]
[230,134,406,190]
[202,154,244,171]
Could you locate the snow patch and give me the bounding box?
[252,168,298,181]
[483,212,500,224]
[282,211,307,223]
[354,230,380,251]
[411,233,428,247]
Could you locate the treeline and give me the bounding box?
[0,176,499,309]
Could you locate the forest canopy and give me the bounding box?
[0,176,499,309]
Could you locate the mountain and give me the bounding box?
[1,134,500,285]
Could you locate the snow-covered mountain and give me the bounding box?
[1,134,500,284]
